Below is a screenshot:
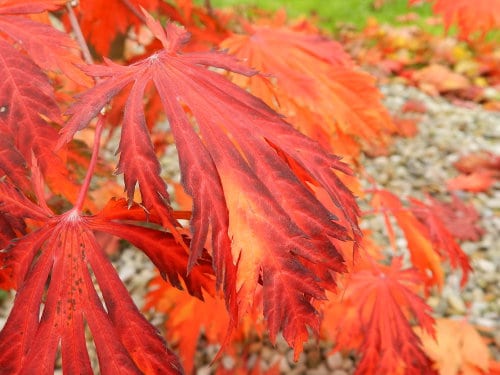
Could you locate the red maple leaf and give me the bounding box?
[409,196,472,286]
[370,189,445,288]
[57,12,361,354]
[447,170,497,192]
[0,0,90,201]
[323,258,436,375]
[0,179,214,373]
[413,194,484,242]
[0,0,91,86]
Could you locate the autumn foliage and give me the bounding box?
[0,0,497,374]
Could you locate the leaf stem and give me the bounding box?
[74,114,106,212]
[65,2,94,65]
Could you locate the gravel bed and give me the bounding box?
[0,83,498,374]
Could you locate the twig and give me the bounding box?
[120,0,148,25]
[74,114,106,212]
[65,2,94,65]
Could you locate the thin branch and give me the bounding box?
[120,0,148,25]
[65,2,93,65]
[74,114,106,212]
[204,0,214,18]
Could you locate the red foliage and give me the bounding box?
[0,1,488,374]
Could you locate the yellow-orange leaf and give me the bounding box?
[415,319,491,375]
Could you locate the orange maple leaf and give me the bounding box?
[220,21,396,160]
[431,0,500,40]
[415,319,491,375]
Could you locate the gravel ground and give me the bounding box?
[0,83,498,374]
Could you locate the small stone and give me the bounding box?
[288,364,307,375]
[326,352,343,370]
[221,355,235,370]
[275,354,291,373]
[261,346,274,362]
[475,259,496,274]
[306,363,329,375]
[447,294,467,314]
[342,358,354,370]
[306,348,322,368]
[276,333,290,353]
[196,365,211,375]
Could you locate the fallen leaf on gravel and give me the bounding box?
[401,98,427,113]
[416,194,484,242]
[454,151,500,175]
[447,170,496,192]
[415,319,490,375]
[412,64,470,94]
[392,116,419,137]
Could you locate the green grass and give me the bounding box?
[205,0,442,33]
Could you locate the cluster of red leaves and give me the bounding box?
[0,0,494,374]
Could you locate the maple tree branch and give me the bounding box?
[74,114,105,211]
[65,2,94,65]
[120,0,148,25]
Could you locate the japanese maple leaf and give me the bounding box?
[57,13,361,354]
[453,151,500,176]
[414,194,484,242]
[415,319,491,375]
[145,277,230,374]
[146,275,266,374]
[0,0,91,86]
[0,38,81,201]
[410,196,472,285]
[322,258,436,375]
[219,21,396,160]
[412,0,500,39]
[371,189,445,288]
[447,170,497,192]
[448,151,500,192]
[0,179,214,373]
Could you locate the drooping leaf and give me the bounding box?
[0,1,91,86]
[220,20,397,160]
[145,277,228,374]
[413,0,500,40]
[0,0,65,15]
[0,8,82,201]
[57,14,361,354]
[322,258,436,375]
[409,196,471,286]
[371,189,444,288]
